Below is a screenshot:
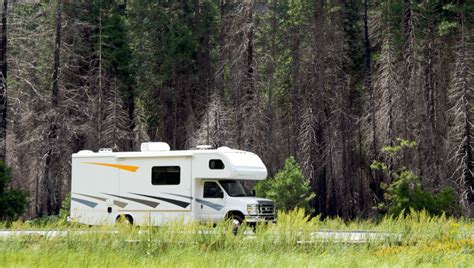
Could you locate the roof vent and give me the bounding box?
[77,150,94,155]
[141,142,170,152]
[196,145,212,150]
[98,148,113,153]
[217,146,231,151]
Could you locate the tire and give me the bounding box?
[229,214,243,225]
[116,214,133,225]
[229,214,243,236]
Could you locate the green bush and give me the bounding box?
[255,157,314,213]
[0,161,28,221]
[380,169,455,216]
[371,139,456,217]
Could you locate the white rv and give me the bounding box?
[70,142,276,226]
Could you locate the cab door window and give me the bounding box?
[203,181,223,198]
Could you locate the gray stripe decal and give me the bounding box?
[163,193,193,200]
[74,193,128,208]
[196,198,224,211]
[102,193,159,208]
[113,200,128,208]
[71,197,98,208]
[74,193,107,202]
[131,193,190,209]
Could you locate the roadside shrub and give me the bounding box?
[0,161,28,221]
[372,139,456,217]
[380,169,455,216]
[255,157,314,213]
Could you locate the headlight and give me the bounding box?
[247,203,258,215]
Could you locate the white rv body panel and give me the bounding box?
[71,156,120,225]
[70,145,275,226]
[116,156,193,225]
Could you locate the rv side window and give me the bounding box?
[209,159,225,170]
[152,166,180,185]
[203,182,223,198]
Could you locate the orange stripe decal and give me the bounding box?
[84,162,139,172]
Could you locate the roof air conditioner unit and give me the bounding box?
[141,142,171,152]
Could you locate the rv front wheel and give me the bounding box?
[225,213,243,226]
[231,215,243,225]
[228,214,243,236]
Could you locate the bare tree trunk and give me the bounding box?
[364,0,376,157]
[215,0,228,100]
[420,20,439,188]
[303,0,328,218]
[401,1,416,168]
[243,1,255,151]
[97,4,102,147]
[126,85,135,150]
[51,0,61,108]
[450,7,474,207]
[459,8,473,203]
[263,1,277,160]
[364,0,383,204]
[289,35,301,158]
[42,0,62,216]
[0,0,7,162]
[246,12,254,101]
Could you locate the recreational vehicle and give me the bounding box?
[70,142,276,226]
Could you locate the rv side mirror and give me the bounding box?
[218,191,224,198]
[252,190,256,196]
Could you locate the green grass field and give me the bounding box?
[1,210,473,267]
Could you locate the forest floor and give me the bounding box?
[1,210,473,267]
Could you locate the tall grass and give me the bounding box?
[1,210,473,267]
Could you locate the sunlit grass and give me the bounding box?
[1,209,473,267]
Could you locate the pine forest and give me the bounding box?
[0,0,473,220]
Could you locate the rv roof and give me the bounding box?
[72,147,247,159]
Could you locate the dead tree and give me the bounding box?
[0,0,7,162]
[42,0,62,215]
[299,0,328,218]
[364,0,376,159]
[449,10,473,208]
[363,0,385,204]
[401,2,420,169]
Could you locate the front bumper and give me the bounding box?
[245,215,276,223]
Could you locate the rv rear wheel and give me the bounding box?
[116,214,133,225]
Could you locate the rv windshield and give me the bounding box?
[219,180,252,197]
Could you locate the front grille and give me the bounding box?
[258,202,275,215]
